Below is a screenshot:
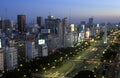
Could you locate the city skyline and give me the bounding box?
[0,0,120,23]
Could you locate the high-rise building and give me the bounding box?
[41,44,48,56]
[4,19,14,34]
[55,18,61,34]
[45,16,61,35]
[70,24,75,32]
[81,21,86,30]
[25,35,38,61]
[4,19,13,29]
[88,17,93,29]
[17,15,26,32]
[0,20,5,29]
[37,16,43,27]
[45,15,54,29]
[103,25,107,44]
[62,17,69,46]
[89,18,93,24]
[0,49,4,73]
[88,17,94,37]
[5,47,18,70]
[38,42,48,57]
[62,17,69,33]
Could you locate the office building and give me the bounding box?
[5,47,18,70]
[88,17,95,37]
[62,17,69,46]
[103,25,107,44]
[26,35,38,61]
[37,16,43,27]
[38,43,48,57]
[17,15,26,32]
[4,19,14,34]
[0,20,5,29]
[45,15,54,29]
[85,28,90,39]
[88,17,93,27]
[4,19,13,29]
[0,49,4,72]
[62,17,69,33]
[45,16,62,35]
[70,24,75,32]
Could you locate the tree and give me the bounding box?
[74,70,96,78]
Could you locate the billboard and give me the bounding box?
[38,39,45,45]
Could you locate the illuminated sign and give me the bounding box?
[38,39,45,45]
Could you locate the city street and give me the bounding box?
[33,39,106,78]
[32,30,120,78]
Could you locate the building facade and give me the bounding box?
[37,16,43,27]
[5,47,18,70]
[0,49,4,72]
[62,17,69,47]
[26,35,38,61]
[17,15,26,33]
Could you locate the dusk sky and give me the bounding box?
[0,0,120,24]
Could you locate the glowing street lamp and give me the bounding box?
[35,69,38,72]
[20,64,23,67]
[43,67,46,70]
[17,69,20,71]
[54,60,57,62]
[23,75,27,78]
[102,51,105,54]
[66,54,68,57]
[48,63,50,66]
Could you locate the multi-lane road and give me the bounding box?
[33,30,120,78]
[33,39,106,78]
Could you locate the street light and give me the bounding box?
[43,67,46,70]
[66,54,68,57]
[20,64,23,67]
[103,60,106,62]
[35,69,38,72]
[23,75,27,78]
[17,69,20,71]
[102,51,105,54]
[48,63,50,66]
[94,75,96,78]
[102,76,105,78]
[60,57,63,61]
[54,60,57,62]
